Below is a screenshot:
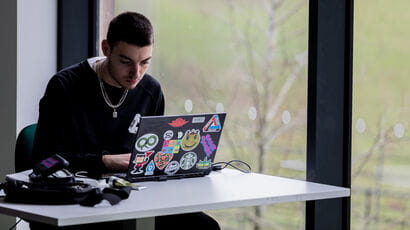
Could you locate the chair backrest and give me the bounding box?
[15,123,37,172]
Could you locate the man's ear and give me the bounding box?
[101,40,110,56]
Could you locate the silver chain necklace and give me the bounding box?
[96,62,129,118]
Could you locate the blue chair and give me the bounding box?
[15,124,37,172]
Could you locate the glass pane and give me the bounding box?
[100,0,308,229]
[353,1,410,229]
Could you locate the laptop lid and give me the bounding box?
[126,113,226,182]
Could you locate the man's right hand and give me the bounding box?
[102,153,131,171]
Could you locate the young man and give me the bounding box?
[32,11,220,230]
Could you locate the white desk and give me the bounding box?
[0,169,350,228]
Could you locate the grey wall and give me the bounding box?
[0,1,18,227]
[0,0,18,177]
[0,0,57,228]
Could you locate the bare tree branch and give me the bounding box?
[266,50,307,122]
[276,1,306,26]
[266,109,306,146]
[352,118,399,179]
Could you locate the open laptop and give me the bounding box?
[123,112,226,182]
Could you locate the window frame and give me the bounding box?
[306,0,353,229]
[57,0,99,70]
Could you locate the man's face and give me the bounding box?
[103,41,153,89]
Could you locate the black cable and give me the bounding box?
[212,160,251,173]
[8,218,22,230]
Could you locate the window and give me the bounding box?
[352,1,410,229]
[99,1,308,229]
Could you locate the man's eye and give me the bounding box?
[120,60,132,65]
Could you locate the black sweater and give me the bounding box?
[33,60,165,173]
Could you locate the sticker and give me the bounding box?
[201,134,217,157]
[181,129,201,151]
[128,114,141,134]
[135,133,159,152]
[163,130,174,140]
[192,116,205,123]
[130,151,154,175]
[154,152,174,170]
[164,161,180,175]
[168,118,189,127]
[144,160,155,176]
[180,152,197,170]
[202,115,222,132]
[161,139,182,154]
[196,157,212,169]
[177,131,184,139]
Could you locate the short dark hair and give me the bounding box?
[106,11,154,48]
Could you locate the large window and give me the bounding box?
[352,1,410,229]
[99,0,308,229]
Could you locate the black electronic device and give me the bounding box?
[33,154,69,177]
[120,113,227,182]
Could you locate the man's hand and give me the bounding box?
[102,153,131,171]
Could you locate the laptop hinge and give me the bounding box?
[157,176,168,181]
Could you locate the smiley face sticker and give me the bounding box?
[181,129,201,151]
[135,133,159,152]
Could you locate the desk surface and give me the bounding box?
[0,169,350,226]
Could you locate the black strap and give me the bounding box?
[103,186,132,199]
[79,186,132,207]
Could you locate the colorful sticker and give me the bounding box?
[144,160,155,176]
[154,152,174,170]
[202,115,222,132]
[181,129,201,151]
[161,139,182,154]
[164,161,180,175]
[130,151,154,175]
[196,157,212,169]
[192,116,206,123]
[180,152,198,170]
[168,118,189,127]
[201,134,217,157]
[163,130,174,140]
[135,133,159,152]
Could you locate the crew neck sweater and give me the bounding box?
[33,60,165,173]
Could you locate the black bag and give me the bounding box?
[1,169,97,205]
[1,169,131,206]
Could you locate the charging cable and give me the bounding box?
[212,160,251,173]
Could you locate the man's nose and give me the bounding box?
[130,64,140,77]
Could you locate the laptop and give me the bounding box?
[123,112,226,182]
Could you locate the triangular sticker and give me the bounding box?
[202,115,221,132]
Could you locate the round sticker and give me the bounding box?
[180,152,197,170]
[163,130,174,140]
[135,133,159,152]
[164,161,180,175]
[181,129,201,151]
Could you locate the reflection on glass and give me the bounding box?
[281,110,291,124]
[184,99,193,113]
[215,103,224,113]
